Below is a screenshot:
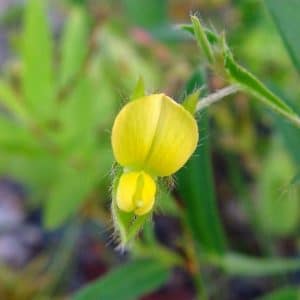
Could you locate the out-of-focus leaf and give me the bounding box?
[73,259,170,300]
[44,164,96,229]
[177,69,226,255]
[98,28,159,93]
[0,116,39,154]
[59,6,89,87]
[4,154,59,201]
[89,52,119,127]
[58,78,95,145]
[156,187,179,216]
[223,42,300,127]
[22,0,54,119]
[0,81,29,122]
[258,287,300,300]
[211,253,300,277]
[122,0,167,29]
[277,119,300,166]
[292,173,300,185]
[265,0,300,73]
[272,90,300,166]
[257,141,299,236]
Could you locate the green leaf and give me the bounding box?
[58,78,96,145]
[191,16,215,64]
[4,154,59,200]
[122,0,167,29]
[44,165,96,229]
[276,117,300,166]
[210,253,300,277]
[223,41,300,127]
[0,80,30,123]
[292,173,300,185]
[177,69,226,255]
[265,0,300,73]
[0,116,39,154]
[22,0,54,119]
[73,259,170,300]
[156,186,179,217]
[258,287,300,300]
[272,90,300,166]
[130,77,146,100]
[257,141,299,236]
[59,6,89,87]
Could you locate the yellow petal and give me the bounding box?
[112,94,198,176]
[116,171,156,215]
[144,95,198,176]
[112,94,163,171]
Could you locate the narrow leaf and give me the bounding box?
[223,42,300,127]
[211,253,300,277]
[60,6,89,87]
[73,259,170,300]
[0,80,30,122]
[265,0,300,73]
[272,89,300,166]
[22,0,54,119]
[0,116,38,154]
[191,16,215,64]
[258,287,300,300]
[122,0,168,29]
[177,69,227,255]
[44,165,96,229]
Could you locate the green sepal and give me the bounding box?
[111,169,150,247]
[111,199,150,247]
[130,76,146,101]
[182,88,202,115]
[190,15,215,64]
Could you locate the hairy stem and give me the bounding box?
[196,85,240,112]
[196,84,300,128]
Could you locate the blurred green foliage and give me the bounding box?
[74,258,170,300]
[0,0,159,230]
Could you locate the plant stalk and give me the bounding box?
[196,85,240,112]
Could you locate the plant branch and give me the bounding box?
[196,85,240,112]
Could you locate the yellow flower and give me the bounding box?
[112,94,198,215]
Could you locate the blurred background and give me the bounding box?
[0,0,300,299]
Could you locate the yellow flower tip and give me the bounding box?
[116,171,156,216]
[112,93,199,177]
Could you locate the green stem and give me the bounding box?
[196,84,300,128]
